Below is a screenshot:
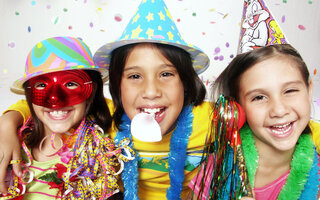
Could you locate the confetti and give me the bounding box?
[31,1,36,6]
[281,15,285,23]
[314,69,317,75]
[15,12,20,16]
[52,16,60,25]
[308,0,312,4]
[46,4,51,9]
[63,8,68,12]
[230,54,234,58]
[8,42,15,48]
[202,32,206,35]
[316,98,320,107]
[114,14,123,22]
[298,25,306,30]
[3,69,8,74]
[283,0,287,3]
[192,12,196,17]
[214,47,220,54]
[219,55,224,61]
[177,18,181,22]
[89,22,94,28]
[68,26,72,30]
[28,26,31,32]
[223,13,228,19]
[225,42,230,48]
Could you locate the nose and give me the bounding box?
[141,78,161,100]
[269,97,289,118]
[46,85,64,106]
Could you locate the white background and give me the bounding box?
[1,0,320,120]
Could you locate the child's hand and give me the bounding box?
[0,111,23,194]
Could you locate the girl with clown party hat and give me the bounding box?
[0,36,133,199]
[189,0,320,199]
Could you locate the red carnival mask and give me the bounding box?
[27,70,93,109]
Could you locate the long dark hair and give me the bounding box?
[109,42,206,129]
[23,69,112,148]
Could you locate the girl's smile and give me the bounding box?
[138,106,166,123]
[33,102,86,135]
[47,109,71,120]
[267,121,295,138]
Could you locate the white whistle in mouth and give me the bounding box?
[131,113,162,142]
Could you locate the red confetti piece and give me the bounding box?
[314,69,317,75]
[202,32,206,35]
[177,18,181,22]
[68,26,72,30]
[114,14,122,22]
[298,25,306,30]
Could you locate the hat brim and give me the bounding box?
[94,39,210,75]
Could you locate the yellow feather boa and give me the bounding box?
[310,120,320,153]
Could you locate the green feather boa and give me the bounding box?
[240,125,314,200]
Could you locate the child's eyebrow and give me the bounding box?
[123,64,175,71]
[123,66,140,71]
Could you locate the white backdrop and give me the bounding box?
[1,0,320,120]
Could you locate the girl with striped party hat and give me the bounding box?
[0,36,132,199]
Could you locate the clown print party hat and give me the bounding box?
[11,36,107,94]
[94,0,210,74]
[238,0,288,53]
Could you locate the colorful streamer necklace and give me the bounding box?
[240,124,319,200]
[114,105,194,200]
[0,116,134,200]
